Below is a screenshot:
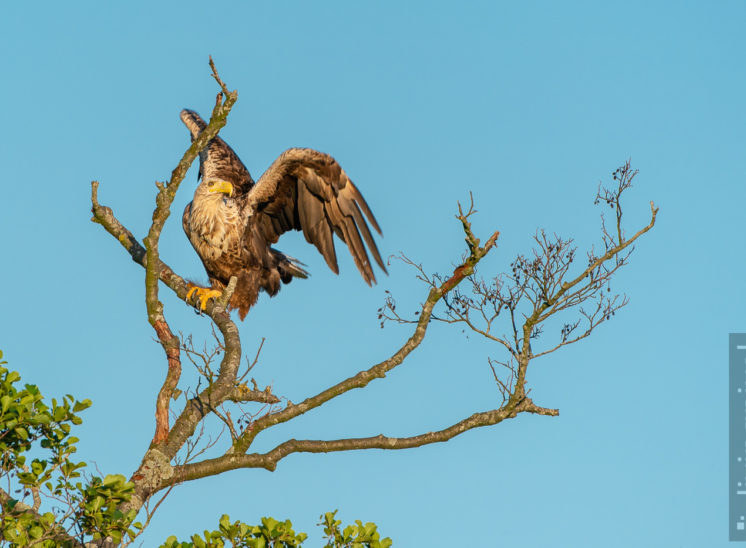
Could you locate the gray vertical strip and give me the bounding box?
[730,334,746,541]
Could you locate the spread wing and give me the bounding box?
[180,109,254,193]
[247,148,386,285]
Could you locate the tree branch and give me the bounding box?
[150,207,506,492]
[229,212,500,454]
[91,60,247,512]
[142,63,238,446]
[166,397,556,482]
[89,55,657,545]
[226,384,280,405]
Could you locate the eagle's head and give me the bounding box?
[205,179,234,197]
[194,178,235,206]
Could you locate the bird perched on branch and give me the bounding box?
[180,109,386,320]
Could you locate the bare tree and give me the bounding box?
[81,61,657,543]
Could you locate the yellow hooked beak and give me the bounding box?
[208,180,234,197]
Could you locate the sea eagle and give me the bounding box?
[180,109,386,319]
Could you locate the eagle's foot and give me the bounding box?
[186,286,222,313]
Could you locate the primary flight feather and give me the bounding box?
[180,109,386,319]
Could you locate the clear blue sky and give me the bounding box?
[1,1,743,546]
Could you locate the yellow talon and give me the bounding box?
[186,286,223,312]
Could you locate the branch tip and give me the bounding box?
[209,56,233,99]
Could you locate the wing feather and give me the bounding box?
[298,182,338,273]
[346,181,382,234]
[341,196,386,272]
[247,148,385,284]
[325,197,374,284]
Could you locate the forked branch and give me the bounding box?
[90,58,657,532]
[377,164,656,422]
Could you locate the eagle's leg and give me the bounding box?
[186,285,222,312]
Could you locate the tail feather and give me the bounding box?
[273,249,309,281]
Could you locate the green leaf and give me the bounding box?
[102,473,126,486]
[73,399,92,413]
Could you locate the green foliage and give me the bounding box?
[319,511,391,548]
[0,349,90,479]
[0,351,139,546]
[1,351,391,547]
[78,474,140,545]
[0,506,68,548]
[160,511,391,548]
[160,514,308,547]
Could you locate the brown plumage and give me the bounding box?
[181,109,386,319]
